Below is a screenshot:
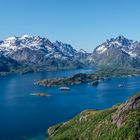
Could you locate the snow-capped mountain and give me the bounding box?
[1,34,140,72]
[0,35,88,71]
[0,35,76,59]
[91,36,140,67]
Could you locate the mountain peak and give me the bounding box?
[78,49,87,54]
[5,36,17,41]
[114,35,132,46]
[115,35,126,40]
[0,35,86,64]
[20,34,32,39]
[93,36,140,67]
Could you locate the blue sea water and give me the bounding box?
[0,68,140,140]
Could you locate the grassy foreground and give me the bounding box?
[47,93,140,140]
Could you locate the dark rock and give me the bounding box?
[92,81,99,86]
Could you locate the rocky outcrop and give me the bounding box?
[112,93,140,127]
[0,54,20,72]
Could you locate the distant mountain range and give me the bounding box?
[0,35,140,73]
[91,36,140,67]
[0,35,90,72]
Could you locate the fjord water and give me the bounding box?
[0,68,140,140]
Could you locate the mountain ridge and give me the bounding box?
[91,35,140,67]
[0,35,90,73]
[1,35,140,73]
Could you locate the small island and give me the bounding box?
[30,93,51,97]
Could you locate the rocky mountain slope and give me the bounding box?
[0,35,89,72]
[47,92,140,140]
[0,54,20,72]
[91,36,140,67]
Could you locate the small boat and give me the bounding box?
[59,87,70,91]
[118,83,124,88]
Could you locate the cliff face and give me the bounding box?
[47,93,140,140]
[112,93,140,128]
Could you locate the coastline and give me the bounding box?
[36,67,140,87]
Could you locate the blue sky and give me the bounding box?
[0,0,140,52]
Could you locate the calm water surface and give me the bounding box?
[0,68,140,140]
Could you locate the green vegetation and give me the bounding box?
[47,93,140,140]
[37,67,140,87]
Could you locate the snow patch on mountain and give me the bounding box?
[96,45,107,54]
[95,35,140,58]
[78,49,87,54]
[0,35,90,67]
[121,48,138,58]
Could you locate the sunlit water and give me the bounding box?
[0,68,140,140]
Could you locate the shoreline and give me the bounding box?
[36,67,140,87]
